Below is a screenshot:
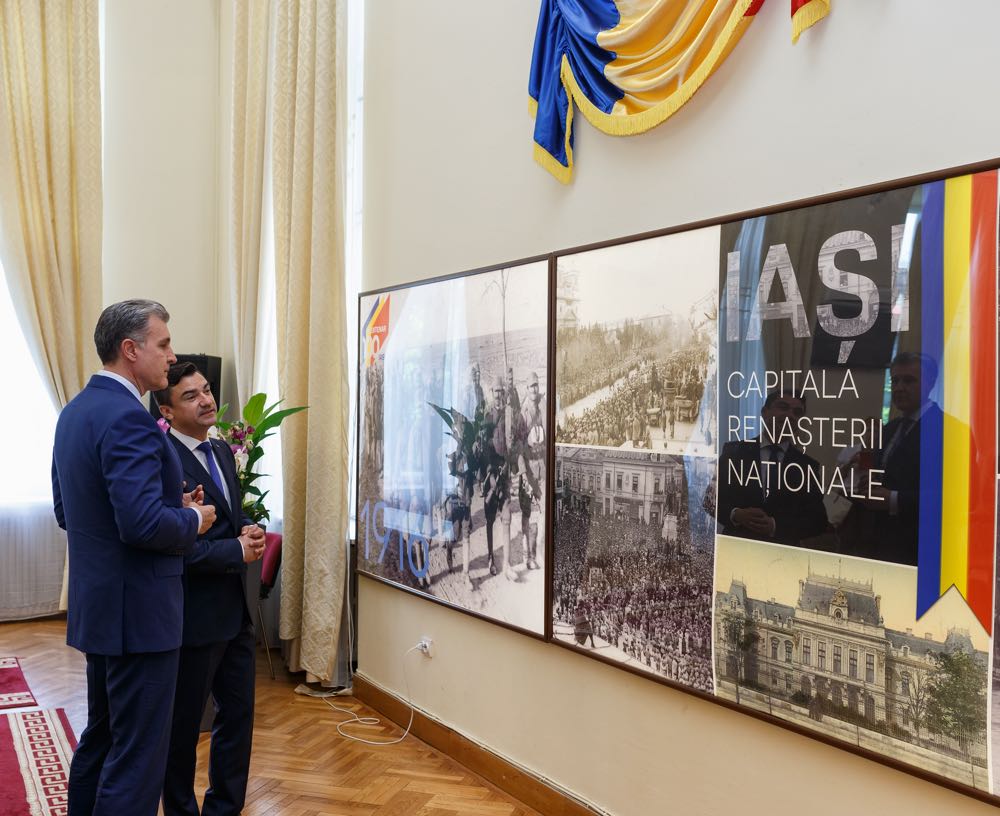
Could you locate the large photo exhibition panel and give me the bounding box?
[357,261,549,635]
[353,163,1000,803]
[551,226,720,688]
[714,170,997,793]
[545,167,1000,798]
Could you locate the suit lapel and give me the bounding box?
[211,438,243,526]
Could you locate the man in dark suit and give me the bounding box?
[716,390,828,546]
[843,351,941,565]
[52,300,216,816]
[154,362,266,816]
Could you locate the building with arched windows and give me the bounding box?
[715,570,988,780]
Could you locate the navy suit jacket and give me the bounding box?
[168,433,254,646]
[52,375,198,656]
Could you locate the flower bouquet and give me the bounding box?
[214,393,307,524]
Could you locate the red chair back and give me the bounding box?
[260,533,283,598]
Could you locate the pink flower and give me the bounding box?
[156,418,170,433]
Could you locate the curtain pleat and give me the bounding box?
[271,0,349,682]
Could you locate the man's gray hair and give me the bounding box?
[890,350,938,389]
[94,299,170,363]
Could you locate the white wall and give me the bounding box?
[103,0,225,364]
[360,2,1000,815]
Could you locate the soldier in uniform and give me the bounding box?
[520,372,545,570]
[463,361,486,421]
[444,413,477,589]
[483,376,526,579]
[506,366,520,416]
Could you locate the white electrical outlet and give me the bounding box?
[417,636,434,658]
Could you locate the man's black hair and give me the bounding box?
[152,361,200,408]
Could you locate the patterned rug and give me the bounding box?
[0,659,35,711]
[0,709,76,816]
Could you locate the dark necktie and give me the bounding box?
[761,444,782,496]
[196,440,226,501]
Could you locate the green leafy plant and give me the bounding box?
[214,393,307,524]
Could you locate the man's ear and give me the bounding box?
[159,403,174,422]
[121,338,138,362]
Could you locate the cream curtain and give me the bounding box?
[271,0,349,682]
[229,0,272,406]
[0,0,102,409]
[0,0,103,613]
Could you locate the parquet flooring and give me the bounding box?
[0,618,540,816]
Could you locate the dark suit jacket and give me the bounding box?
[877,404,943,520]
[52,375,198,656]
[840,403,943,566]
[168,434,254,646]
[716,439,829,546]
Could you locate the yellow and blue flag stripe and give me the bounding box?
[529,0,829,183]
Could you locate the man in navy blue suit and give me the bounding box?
[842,351,942,565]
[52,300,216,816]
[154,362,265,816]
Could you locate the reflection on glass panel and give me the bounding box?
[356,261,548,634]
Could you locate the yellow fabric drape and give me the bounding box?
[272,0,349,682]
[0,0,102,409]
[530,0,829,182]
[576,0,758,136]
[0,0,103,612]
[229,0,272,406]
[791,0,830,44]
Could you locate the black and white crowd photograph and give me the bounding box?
[551,445,717,691]
[358,261,549,633]
[555,227,719,458]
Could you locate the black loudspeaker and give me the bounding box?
[149,354,223,419]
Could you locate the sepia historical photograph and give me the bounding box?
[551,445,716,691]
[714,536,989,790]
[357,261,548,634]
[555,226,719,458]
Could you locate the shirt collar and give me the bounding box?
[95,370,142,403]
[170,427,210,453]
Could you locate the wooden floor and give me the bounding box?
[0,618,540,816]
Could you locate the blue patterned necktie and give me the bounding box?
[196,440,226,501]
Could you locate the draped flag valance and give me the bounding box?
[529,0,830,183]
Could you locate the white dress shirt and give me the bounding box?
[169,428,231,508]
[95,369,142,402]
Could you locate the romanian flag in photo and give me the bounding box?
[362,294,390,368]
[916,170,998,633]
[528,0,830,183]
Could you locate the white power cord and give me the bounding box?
[322,644,420,745]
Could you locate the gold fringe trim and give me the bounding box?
[791,0,830,44]
[533,77,576,182]
[528,95,538,118]
[559,0,757,139]
[533,143,572,184]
